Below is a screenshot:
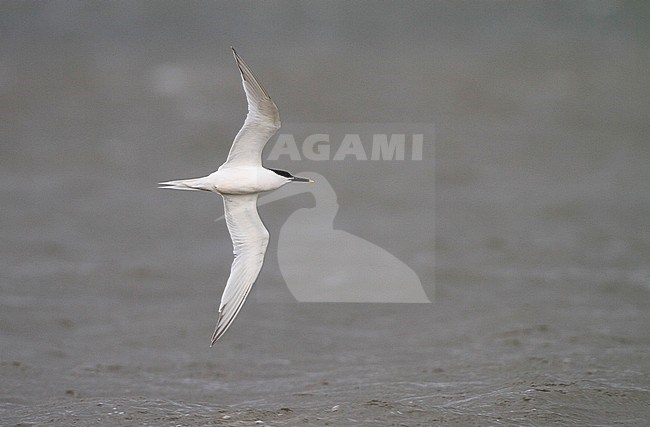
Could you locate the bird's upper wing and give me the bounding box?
[211,193,269,345]
[222,48,281,168]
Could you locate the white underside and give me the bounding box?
[159,165,290,195]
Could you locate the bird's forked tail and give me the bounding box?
[158,177,212,191]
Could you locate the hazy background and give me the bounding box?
[1,1,649,425]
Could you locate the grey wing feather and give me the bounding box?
[222,48,281,168]
[211,194,269,345]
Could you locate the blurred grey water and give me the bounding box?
[1,2,649,425]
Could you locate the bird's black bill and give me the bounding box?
[291,176,314,183]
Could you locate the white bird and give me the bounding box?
[159,48,313,345]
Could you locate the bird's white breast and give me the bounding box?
[210,166,288,195]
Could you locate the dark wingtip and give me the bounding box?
[210,310,225,346]
[231,48,245,75]
[210,333,218,347]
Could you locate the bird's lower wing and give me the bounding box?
[211,194,269,345]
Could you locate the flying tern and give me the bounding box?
[159,48,313,345]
